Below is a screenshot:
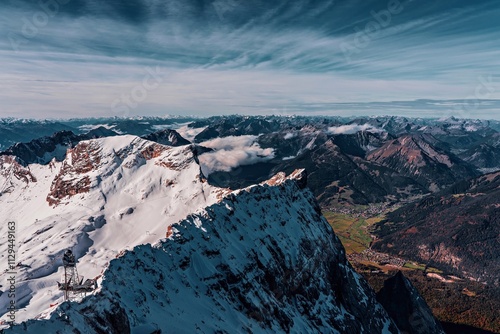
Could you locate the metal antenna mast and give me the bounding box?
[58,249,96,301]
[62,249,78,301]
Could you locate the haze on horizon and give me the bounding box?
[1,0,499,120]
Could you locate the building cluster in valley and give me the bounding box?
[348,249,406,268]
[325,203,393,219]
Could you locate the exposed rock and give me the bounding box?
[140,143,169,160]
[367,134,479,192]
[289,168,307,189]
[377,271,445,334]
[46,141,102,206]
[141,129,190,146]
[0,155,37,194]
[6,173,400,333]
[154,146,196,171]
[0,127,117,165]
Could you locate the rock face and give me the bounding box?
[45,140,102,206]
[0,155,37,195]
[6,172,400,333]
[367,134,479,192]
[0,135,227,324]
[373,171,500,284]
[141,129,191,146]
[0,127,117,165]
[377,272,445,334]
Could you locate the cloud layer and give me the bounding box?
[198,135,275,176]
[327,124,383,135]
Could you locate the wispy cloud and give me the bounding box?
[1,0,499,119]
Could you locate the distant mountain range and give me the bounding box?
[0,117,197,150]
[373,171,500,285]
[197,116,495,206]
[2,116,499,208]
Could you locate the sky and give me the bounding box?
[1,0,499,119]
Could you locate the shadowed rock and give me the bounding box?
[377,271,445,334]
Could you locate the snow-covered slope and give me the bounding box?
[5,170,400,333]
[0,135,227,324]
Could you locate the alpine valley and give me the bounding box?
[0,115,499,333]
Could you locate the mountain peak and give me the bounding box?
[46,135,199,206]
[367,134,478,192]
[262,168,307,189]
[377,271,445,334]
[141,129,190,146]
[0,128,117,165]
[5,168,399,333]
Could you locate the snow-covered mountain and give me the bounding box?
[141,129,191,147]
[0,134,445,332]
[3,116,500,208]
[4,170,406,333]
[0,127,117,165]
[0,135,228,324]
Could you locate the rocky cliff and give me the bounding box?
[5,171,403,333]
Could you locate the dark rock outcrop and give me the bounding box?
[141,129,190,146]
[0,127,117,165]
[373,171,500,284]
[377,271,445,334]
[367,134,479,192]
[6,173,400,333]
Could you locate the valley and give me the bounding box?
[324,204,500,333]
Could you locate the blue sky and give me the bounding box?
[1,0,499,119]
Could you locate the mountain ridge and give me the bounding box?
[0,135,226,324]
[4,170,409,333]
[373,171,500,284]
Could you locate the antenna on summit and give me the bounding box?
[57,249,97,301]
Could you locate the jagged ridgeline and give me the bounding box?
[5,170,441,333]
[373,171,500,285]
